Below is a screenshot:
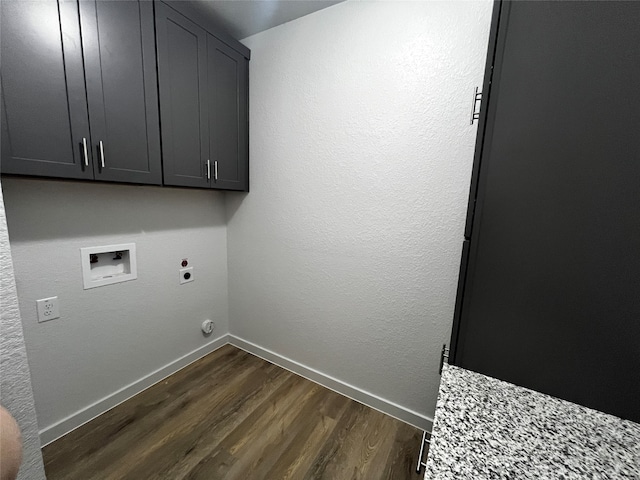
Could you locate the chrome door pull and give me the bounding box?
[214,160,218,181]
[99,140,105,168]
[206,159,211,180]
[82,137,89,167]
[415,430,431,473]
[470,86,482,125]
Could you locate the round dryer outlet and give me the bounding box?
[201,319,214,335]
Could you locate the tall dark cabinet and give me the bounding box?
[450,1,640,422]
[156,2,250,191]
[1,0,162,185]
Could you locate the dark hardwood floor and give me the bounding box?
[42,345,425,479]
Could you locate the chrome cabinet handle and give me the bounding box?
[82,137,89,167]
[214,160,218,181]
[415,430,431,473]
[206,159,211,180]
[99,140,105,168]
[470,86,482,125]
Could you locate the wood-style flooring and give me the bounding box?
[43,345,425,480]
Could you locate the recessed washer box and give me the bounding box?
[80,243,137,289]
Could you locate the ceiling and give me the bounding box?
[185,0,344,40]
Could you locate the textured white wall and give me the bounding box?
[2,177,229,441]
[228,0,492,422]
[0,180,46,480]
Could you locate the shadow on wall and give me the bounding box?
[223,190,247,223]
[1,177,228,242]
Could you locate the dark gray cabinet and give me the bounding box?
[155,3,209,189]
[156,2,250,191]
[1,0,92,180]
[450,1,640,422]
[208,36,249,191]
[1,0,162,185]
[80,0,162,184]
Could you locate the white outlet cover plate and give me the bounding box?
[179,267,194,284]
[37,296,60,323]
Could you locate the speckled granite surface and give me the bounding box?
[424,364,640,479]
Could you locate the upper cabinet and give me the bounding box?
[156,2,250,192]
[1,0,162,185]
[1,0,93,180]
[208,35,249,191]
[79,0,162,184]
[155,3,209,189]
[1,0,249,191]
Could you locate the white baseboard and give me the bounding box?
[229,335,433,431]
[41,333,432,446]
[39,334,229,446]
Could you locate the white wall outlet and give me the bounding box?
[36,297,60,323]
[179,267,194,284]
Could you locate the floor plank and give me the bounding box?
[42,345,426,480]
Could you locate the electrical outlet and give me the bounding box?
[179,267,194,284]
[36,296,60,323]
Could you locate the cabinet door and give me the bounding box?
[1,0,92,179]
[156,2,209,188]
[452,1,640,422]
[208,35,249,192]
[79,0,161,185]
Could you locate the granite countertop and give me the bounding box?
[424,364,640,479]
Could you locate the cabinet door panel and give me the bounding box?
[156,3,209,188]
[80,0,161,185]
[208,36,249,191]
[1,0,92,179]
[454,1,640,422]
